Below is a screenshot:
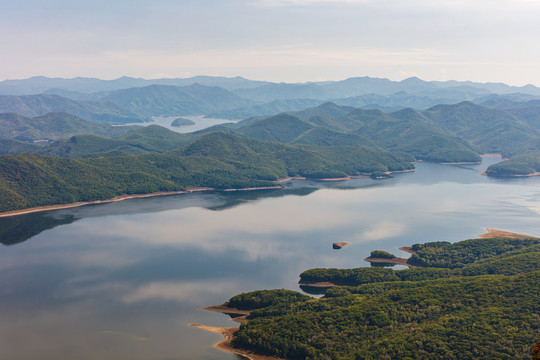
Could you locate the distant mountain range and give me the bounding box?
[0,84,254,123]
[2,75,540,98]
[2,75,540,124]
[0,75,271,95]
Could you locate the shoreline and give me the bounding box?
[441,161,482,165]
[363,245,417,267]
[194,229,537,358]
[482,170,540,177]
[189,324,282,360]
[0,185,282,218]
[201,304,251,323]
[191,305,283,360]
[298,281,338,288]
[363,256,414,267]
[278,169,416,183]
[0,168,416,218]
[477,228,539,240]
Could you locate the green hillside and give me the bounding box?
[0,94,147,124]
[289,127,377,147]
[31,125,191,158]
[0,112,139,142]
[486,152,540,176]
[206,98,325,119]
[236,114,315,143]
[234,100,540,163]
[0,132,413,212]
[231,105,482,163]
[425,102,540,156]
[0,139,43,155]
[226,236,540,360]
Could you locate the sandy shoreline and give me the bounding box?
[193,228,537,359]
[0,186,282,218]
[191,305,283,360]
[0,168,416,218]
[477,228,539,239]
[277,169,416,183]
[189,324,283,360]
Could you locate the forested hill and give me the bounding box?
[205,106,481,163]
[205,100,540,167]
[0,94,147,124]
[0,112,139,142]
[0,132,413,213]
[226,235,540,360]
[485,152,540,176]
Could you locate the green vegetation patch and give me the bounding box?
[369,250,396,259]
[408,237,540,268]
[230,236,540,359]
[486,152,540,176]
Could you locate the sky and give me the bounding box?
[2,0,540,85]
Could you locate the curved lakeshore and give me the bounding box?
[363,246,417,267]
[191,305,283,360]
[363,256,414,267]
[0,185,283,218]
[0,167,417,218]
[477,228,539,240]
[201,304,251,323]
[189,324,282,360]
[277,169,416,183]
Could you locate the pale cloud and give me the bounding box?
[359,221,407,241]
[121,280,240,304]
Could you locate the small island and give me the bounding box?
[195,229,540,360]
[332,241,349,249]
[363,249,413,267]
[171,117,196,127]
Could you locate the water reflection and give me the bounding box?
[0,213,77,246]
[1,158,540,359]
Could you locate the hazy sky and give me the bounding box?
[2,0,540,85]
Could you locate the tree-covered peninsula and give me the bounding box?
[0,132,413,213]
[486,152,540,177]
[220,235,540,360]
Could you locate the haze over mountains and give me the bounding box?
[2,75,540,122]
[1,74,540,185]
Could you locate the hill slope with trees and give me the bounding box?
[225,235,540,360]
[0,132,413,213]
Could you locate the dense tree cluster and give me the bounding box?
[407,237,540,268]
[486,152,540,176]
[369,250,396,259]
[0,131,415,212]
[230,237,540,360]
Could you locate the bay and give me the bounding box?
[1,156,539,360]
[149,115,239,133]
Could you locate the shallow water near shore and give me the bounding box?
[1,156,540,360]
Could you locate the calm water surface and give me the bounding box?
[1,157,539,360]
[149,116,238,133]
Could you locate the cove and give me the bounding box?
[1,156,540,360]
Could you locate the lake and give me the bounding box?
[149,115,239,133]
[1,156,539,360]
